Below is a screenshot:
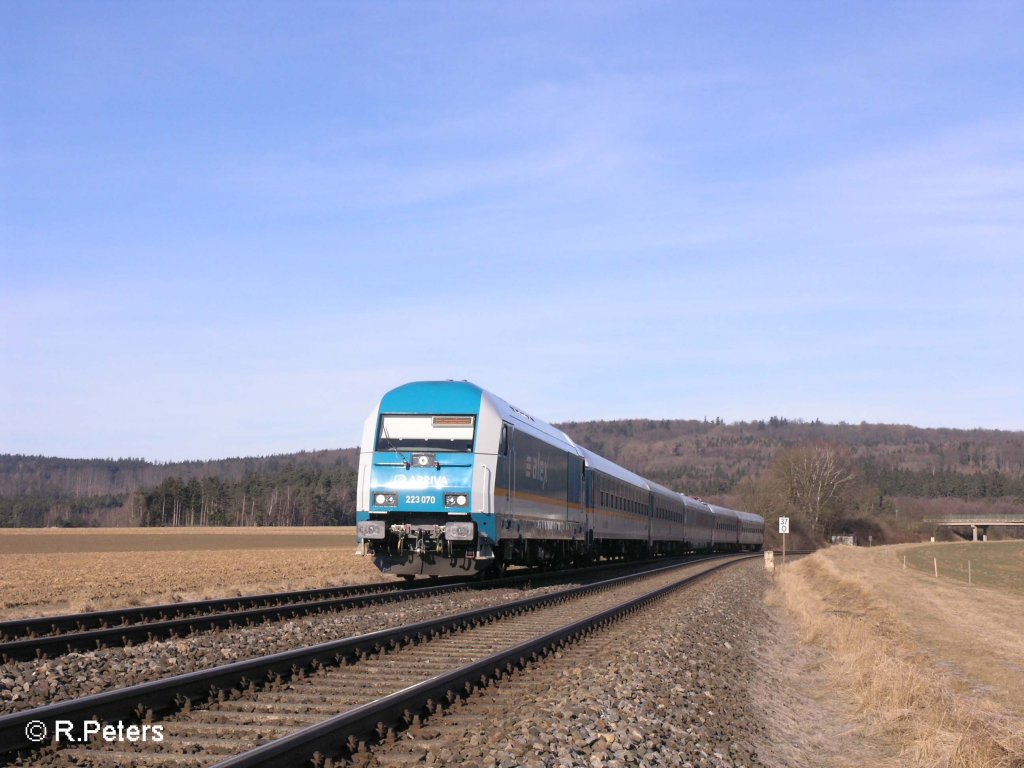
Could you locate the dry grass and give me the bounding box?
[0,527,391,619]
[772,547,1024,768]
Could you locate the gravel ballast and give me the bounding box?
[358,560,775,768]
[0,580,579,715]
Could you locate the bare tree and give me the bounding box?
[771,444,857,536]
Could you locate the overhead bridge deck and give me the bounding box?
[923,513,1024,541]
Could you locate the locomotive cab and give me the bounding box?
[355,381,502,577]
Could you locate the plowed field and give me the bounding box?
[0,527,388,620]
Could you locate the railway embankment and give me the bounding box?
[771,545,1024,768]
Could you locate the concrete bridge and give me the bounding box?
[923,513,1024,541]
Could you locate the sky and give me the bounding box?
[2,1,1023,461]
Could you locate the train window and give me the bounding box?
[499,424,509,456]
[378,414,476,452]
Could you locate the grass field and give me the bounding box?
[0,527,388,620]
[900,540,1024,593]
[773,544,1024,767]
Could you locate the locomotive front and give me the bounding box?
[355,381,499,577]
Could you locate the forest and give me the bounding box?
[2,417,1022,545]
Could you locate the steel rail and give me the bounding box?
[0,554,745,759]
[213,555,754,768]
[0,579,477,662]
[0,576,451,641]
[0,555,706,661]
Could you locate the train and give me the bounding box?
[355,381,764,577]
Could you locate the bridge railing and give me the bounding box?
[923,514,1024,524]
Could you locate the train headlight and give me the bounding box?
[444,493,469,508]
[373,493,398,507]
[411,452,437,468]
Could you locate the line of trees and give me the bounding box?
[132,467,357,527]
[0,450,358,497]
[0,491,126,527]
[859,462,1024,499]
[0,466,357,528]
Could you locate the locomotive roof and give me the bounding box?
[377,380,579,452]
[479,387,581,451]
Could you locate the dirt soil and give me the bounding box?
[0,527,389,619]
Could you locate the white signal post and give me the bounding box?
[778,516,790,566]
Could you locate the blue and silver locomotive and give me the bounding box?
[355,380,763,577]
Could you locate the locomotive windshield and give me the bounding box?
[376,414,476,453]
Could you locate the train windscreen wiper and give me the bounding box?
[379,424,410,469]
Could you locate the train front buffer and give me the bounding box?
[356,455,496,576]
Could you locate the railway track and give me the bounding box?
[0,556,707,663]
[0,576,471,663]
[1,554,754,767]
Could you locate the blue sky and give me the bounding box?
[2,2,1022,461]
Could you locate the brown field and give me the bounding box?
[0,527,390,620]
[771,543,1024,768]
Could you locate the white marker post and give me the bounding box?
[779,516,790,566]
